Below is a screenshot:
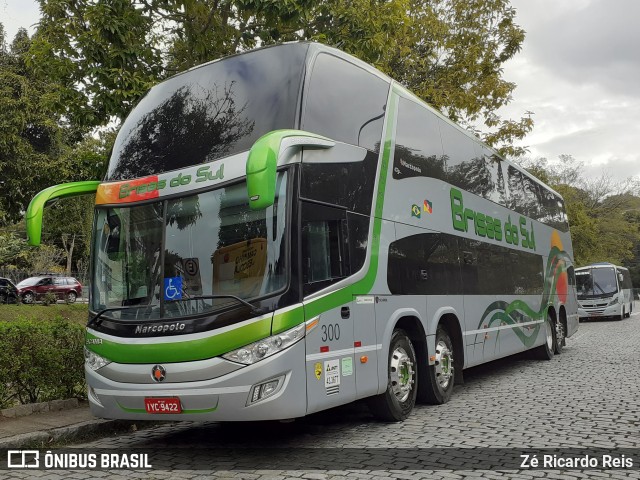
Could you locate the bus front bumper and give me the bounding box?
[578,304,620,319]
[86,340,307,421]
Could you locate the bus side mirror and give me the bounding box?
[618,273,624,282]
[246,130,334,210]
[26,181,101,246]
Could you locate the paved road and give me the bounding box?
[6,309,640,479]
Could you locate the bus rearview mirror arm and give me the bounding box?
[26,181,101,246]
[246,130,335,210]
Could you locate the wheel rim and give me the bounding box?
[434,340,454,389]
[390,346,414,402]
[24,293,34,303]
[68,292,76,301]
[545,318,553,349]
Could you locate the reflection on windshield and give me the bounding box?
[17,277,41,287]
[111,83,255,180]
[576,267,618,299]
[106,44,307,181]
[92,203,164,319]
[91,172,288,320]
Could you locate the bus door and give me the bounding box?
[301,202,356,413]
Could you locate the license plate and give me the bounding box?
[144,397,182,414]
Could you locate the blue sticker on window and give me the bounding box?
[164,276,182,301]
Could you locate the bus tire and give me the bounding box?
[367,329,417,422]
[419,326,455,405]
[534,314,555,360]
[554,318,565,354]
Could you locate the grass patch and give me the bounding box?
[0,303,88,325]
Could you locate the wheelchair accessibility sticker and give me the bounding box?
[164,277,182,301]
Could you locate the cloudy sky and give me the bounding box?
[2,0,639,181]
[495,0,640,181]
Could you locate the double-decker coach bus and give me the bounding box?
[26,42,578,422]
[575,263,633,320]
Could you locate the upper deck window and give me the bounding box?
[302,53,389,152]
[106,44,308,181]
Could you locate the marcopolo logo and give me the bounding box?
[151,365,167,383]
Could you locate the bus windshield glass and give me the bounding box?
[105,44,307,181]
[575,267,618,299]
[91,172,289,320]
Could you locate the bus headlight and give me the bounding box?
[609,296,619,305]
[84,347,111,371]
[222,323,305,365]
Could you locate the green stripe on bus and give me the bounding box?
[87,317,271,364]
[303,90,399,319]
[271,305,305,335]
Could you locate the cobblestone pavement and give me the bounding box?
[6,310,640,479]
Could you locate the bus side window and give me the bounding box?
[303,53,389,152]
[301,201,350,296]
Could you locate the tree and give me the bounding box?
[31,0,531,152]
[41,196,95,274]
[0,232,31,270]
[0,26,69,226]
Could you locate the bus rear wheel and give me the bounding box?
[368,329,417,422]
[554,318,565,354]
[419,326,455,405]
[535,314,556,360]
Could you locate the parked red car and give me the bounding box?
[16,276,82,304]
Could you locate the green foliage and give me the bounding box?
[0,28,68,226]
[0,303,88,324]
[41,291,58,306]
[0,24,113,271]
[30,0,164,126]
[0,317,85,406]
[0,231,31,269]
[630,266,640,289]
[30,0,530,150]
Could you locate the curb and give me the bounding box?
[0,418,151,449]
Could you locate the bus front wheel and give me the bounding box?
[368,329,417,422]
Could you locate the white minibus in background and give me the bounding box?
[576,263,633,320]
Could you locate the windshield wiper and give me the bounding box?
[169,294,267,316]
[88,305,156,329]
[593,280,605,295]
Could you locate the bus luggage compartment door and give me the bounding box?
[304,304,356,414]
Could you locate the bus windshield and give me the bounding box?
[575,267,618,299]
[91,172,289,320]
[105,44,307,181]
